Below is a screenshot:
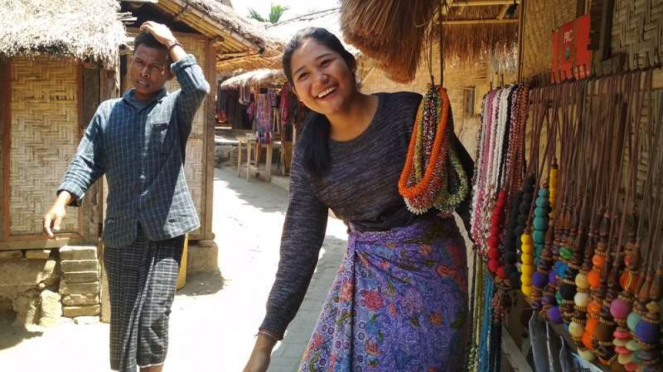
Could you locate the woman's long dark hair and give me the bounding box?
[282,28,357,176]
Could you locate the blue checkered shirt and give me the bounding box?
[58,54,210,248]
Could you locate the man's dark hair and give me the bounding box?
[134,31,168,54]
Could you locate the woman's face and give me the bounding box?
[290,38,356,115]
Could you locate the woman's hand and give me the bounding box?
[243,334,277,372]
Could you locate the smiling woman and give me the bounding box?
[281,27,376,176]
[243,27,475,372]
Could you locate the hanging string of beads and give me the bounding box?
[468,68,662,372]
[399,85,469,214]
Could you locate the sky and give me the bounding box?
[231,0,340,21]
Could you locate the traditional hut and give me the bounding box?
[0,0,128,324]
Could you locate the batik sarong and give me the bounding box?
[300,217,469,372]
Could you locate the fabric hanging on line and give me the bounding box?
[216,85,228,123]
[218,88,250,130]
[268,88,279,108]
[279,84,298,142]
[256,93,273,144]
[239,84,251,105]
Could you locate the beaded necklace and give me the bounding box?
[606,71,648,371]
[625,72,663,371]
[399,85,469,214]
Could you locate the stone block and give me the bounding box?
[63,271,99,284]
[59,246,97,261]
[187,242,219,274]
[62,294,99,307]
[39,290,62,327]
[61,260,99,273]
[0,259,57,287]
[59,281,100,296]
[25,250,51,260]
[0,251,23,260]
[63,305,100,318]
[13,295,39,325]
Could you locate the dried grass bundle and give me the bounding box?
[0,0,127,67]
[340,0,438,83]
[439,23,518,73]
[220,68,286,89]
[438,6,518,74]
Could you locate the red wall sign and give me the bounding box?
[551,14,592,83]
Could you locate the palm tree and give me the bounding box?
[248,3,289,24]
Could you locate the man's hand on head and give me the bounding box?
[139,21,178,48]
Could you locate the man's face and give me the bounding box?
[130,44,173,101]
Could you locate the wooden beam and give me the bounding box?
[450,0,520,6]
[2,61,10,241]
[443,18,518,25]
[218,52,252,59]
[204,38,216,241]
[598,0,615,61]
[456,4,467,15]
[497,4,510,19]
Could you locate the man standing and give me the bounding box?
[42,22,209,372]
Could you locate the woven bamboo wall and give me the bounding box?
[611,0,663,69]
[0,62,5,238]
[521,0,579,81]
[124,33,208,238]
[9,58,81,236]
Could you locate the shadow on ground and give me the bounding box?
[176,271,226,297]
[0,324,43,351]
[214,166,289,214]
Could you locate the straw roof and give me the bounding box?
[152,0,284,73]
[339,0,519,82]
[0,0,127,67]
[220,68,286,89]
[267,8,360,58]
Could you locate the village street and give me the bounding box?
[0,165,348,372]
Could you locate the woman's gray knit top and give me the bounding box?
[260,92,474,338]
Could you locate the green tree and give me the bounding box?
[248,4,289,24]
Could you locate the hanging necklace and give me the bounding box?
[399,85,469,215]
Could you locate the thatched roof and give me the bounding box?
[152,0,284,73]
[339,0,519,83]
[0,0,127,67]
[440,5,518,74]
[220,68,286,89]
[267,8,360,57]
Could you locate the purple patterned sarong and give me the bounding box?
[300,217,469,372]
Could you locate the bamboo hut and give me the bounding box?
[126,0,284,75]
[0,0,127,251]
[0,0,128,324]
